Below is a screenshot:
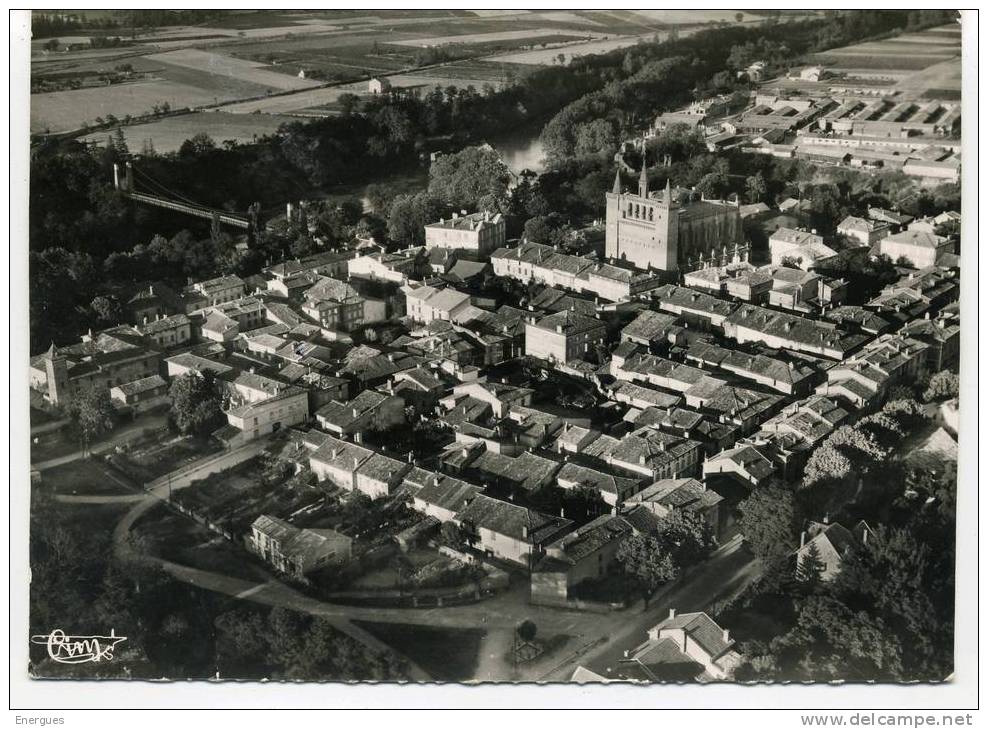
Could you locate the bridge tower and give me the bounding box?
[112,162,134,193]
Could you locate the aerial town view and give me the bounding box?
[25,9,963,689]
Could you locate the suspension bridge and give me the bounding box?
[113,161,257,230]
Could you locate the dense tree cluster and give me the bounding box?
[169,370,225,438]
[215,606,406,681]
[616,509,716,604]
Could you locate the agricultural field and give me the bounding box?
[80,111,297,153]
[386,27,602,47]
[145,48,322,91]
[809,24,960,74]
[31,9,776,134]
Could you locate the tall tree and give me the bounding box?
[738,484,799,563]
[69,386,116,453]
[168,370,224,437]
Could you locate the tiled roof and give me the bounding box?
[455,494,571,544]
[534,310,604,336]
[543,514,634,565]
[725,304,870,355]
[556,462,642,497]
[623,310,680,342]
[652,285,738,318]
[113,374,167,396]
[414,474,484,512]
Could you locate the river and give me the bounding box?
[342,127,545,212]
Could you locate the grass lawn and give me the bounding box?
[39,458,139,496]
[353,621,486,681]
[134,501,268,582]
[81,111,296,154]
[30,434,81,464]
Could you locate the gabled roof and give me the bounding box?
[542,514,634,566]
[455,494,571,544]
[622,309,680,342]
[533,310,604,336]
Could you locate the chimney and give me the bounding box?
[668,608,676,620]
[800,530,807,547]
[722,628,731,644]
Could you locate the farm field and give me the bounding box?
[31,9,777,134]
[807,24,961,99]
[809,24,960,72]
[32,80,244,133]
[386,27,602,47]
[146,48,321,91]
[80,111,297,153]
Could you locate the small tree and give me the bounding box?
[923,370,959,402]
[517,620,537,644]
[438,521,465,550]
[90,295,122,324]
[795,541,825,587]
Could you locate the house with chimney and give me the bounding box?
[137,313,191,350]
[621,478,725,542]
[452,493,572,569]
[406,470,484,523]
[425,210,506,256]
[702,444,776,490]
[301,277,368,330]
[619,609,743,681]
[796,520,872,582]
[531,514,635,605]
[248,514,352,579]
[308,435,411,498]
[315,389,405,441]
[525,310,607,364]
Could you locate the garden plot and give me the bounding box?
[146,49,322,91]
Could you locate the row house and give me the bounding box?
[650,285,738,331]
[816,333,930,409]
[684,341,817,396]
[723,304,871,360]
